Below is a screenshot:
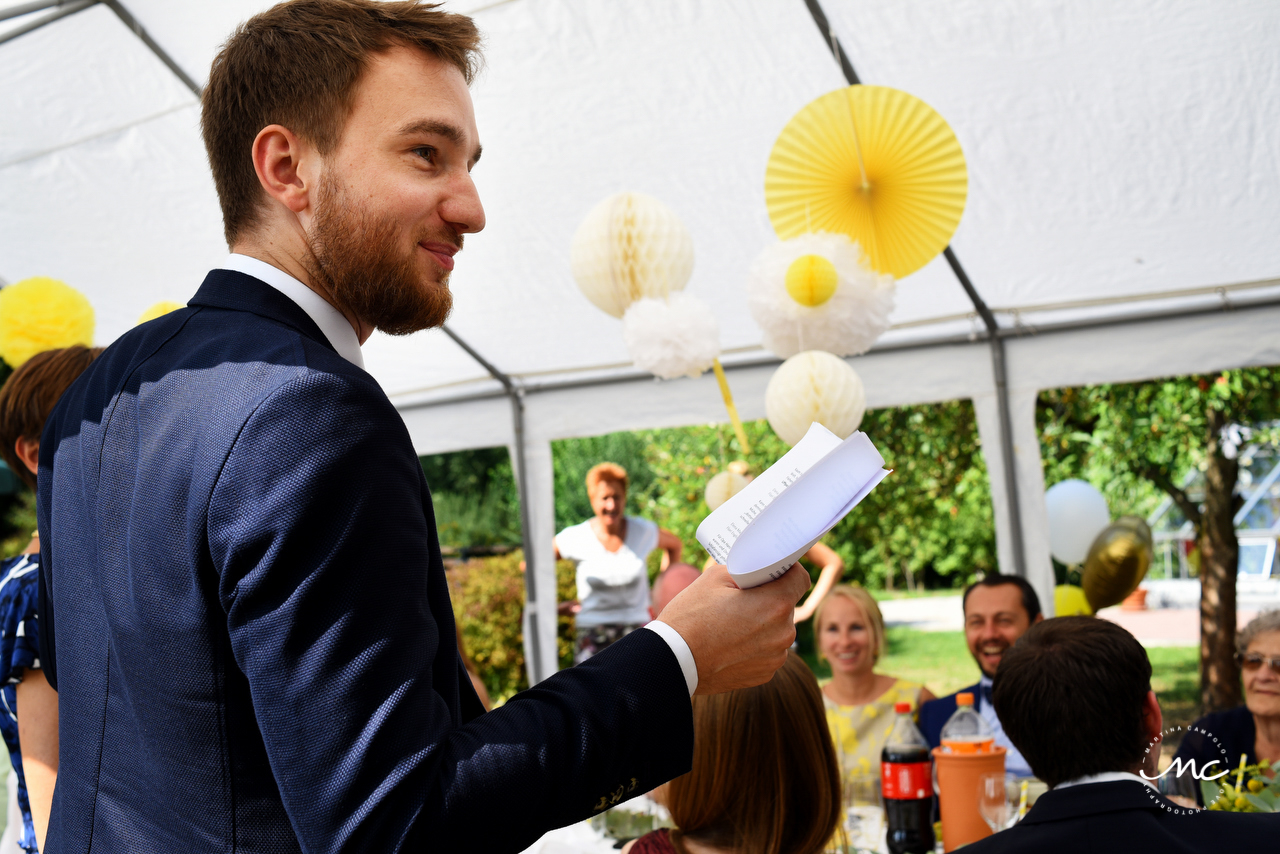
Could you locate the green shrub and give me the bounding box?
[446,551,577,703]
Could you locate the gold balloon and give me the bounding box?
[1081,516,1153,612]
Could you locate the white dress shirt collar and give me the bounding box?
[1054,771,1156,790]
[220,254,364,369]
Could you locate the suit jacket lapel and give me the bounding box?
[189,269,338,357]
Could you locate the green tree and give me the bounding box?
[633,400,996,590]
[1038,366,1280,712]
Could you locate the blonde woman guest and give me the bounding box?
[555,463,682,662]
[816,585,935,786]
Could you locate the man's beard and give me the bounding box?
[304,171,455,336]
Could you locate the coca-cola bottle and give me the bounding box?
[880,701,935,854]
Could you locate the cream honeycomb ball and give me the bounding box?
[765,351,866,447]
[570,191,694,318]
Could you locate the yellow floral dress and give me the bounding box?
[822,679,924,789]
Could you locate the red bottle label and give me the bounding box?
[881,761,931,800]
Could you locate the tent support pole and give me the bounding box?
[440,324,547,685]
[943,249,1027,576]
[0,0,97,46]
[802,0,1028,577]
[105,0,202,97]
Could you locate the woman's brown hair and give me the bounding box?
[0,345,102,490]
[665,652,841,854]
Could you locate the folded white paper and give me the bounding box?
[695,423,890,589]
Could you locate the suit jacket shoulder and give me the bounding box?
[962,780,1280,854]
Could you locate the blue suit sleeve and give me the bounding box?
[208,371,692,853]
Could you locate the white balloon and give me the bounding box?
[1045,479,1110,565]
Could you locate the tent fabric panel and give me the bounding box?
[0,3,195,168]
[824,0,1280,314]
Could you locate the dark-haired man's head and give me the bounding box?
[963,575,1043,678]
[201,0,486,337]
[992,617,1161,787]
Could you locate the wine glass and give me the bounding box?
[978,772,1010,833]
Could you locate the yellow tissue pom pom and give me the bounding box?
[1054,584,1094,617]
[785,254,839,307]
[0,277,95,368]
[138,301,185,324]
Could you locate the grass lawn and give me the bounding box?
[803,628,1203,735]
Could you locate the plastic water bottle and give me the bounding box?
[940,692,995,753]
[881,701,935,854]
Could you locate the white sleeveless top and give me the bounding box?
[555,516,659,627]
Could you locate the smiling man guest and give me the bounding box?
[919,574,1042,776]
[36,3,809,853]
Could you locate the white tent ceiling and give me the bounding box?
[4,0,1279,680]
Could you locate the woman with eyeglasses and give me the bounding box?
[1173,609,1280,802]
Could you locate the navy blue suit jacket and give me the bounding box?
[960,780,1279,853]
[918,683,983,749]
[37,270,693,853]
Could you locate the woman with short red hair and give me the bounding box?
[555,462,682,662]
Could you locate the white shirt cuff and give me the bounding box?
[644,620,698,696]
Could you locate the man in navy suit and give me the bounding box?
[35,3,808,852]
[964,617,1278,852]
[919,575,1042,776]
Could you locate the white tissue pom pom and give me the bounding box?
[748,232,895,359]
[622,293,721,380]
[765,350,866,446]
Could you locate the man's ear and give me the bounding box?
[250,124,315,215]
[14,437,38,476]
[1142,689,1163,741]
[1032,612,1045,624]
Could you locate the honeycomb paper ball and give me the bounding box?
[765,350,866,446]
[705,470,751,511]
[571,191,694,318]
[785,254,838,306]
[138,301,185,324]
[0,277,95,367]
[749,232,895,359]
[621,292,720,380]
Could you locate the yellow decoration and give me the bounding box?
[765,85,967,278]
[1054,584,1094,617]
[0,277,94,368]
[1081,516,1153,612]
[712,358,751,453]
[138,301,184,324]
[784,254,839,307]
[764,350,865,447]
[570,191,694,318]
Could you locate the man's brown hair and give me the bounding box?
[585,462,628,496]
[201,0,482,246]
[991,616,1152,787]
[0,346,103,490]
[665,652,841,854]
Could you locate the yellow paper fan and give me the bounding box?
[765,85,967,279]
